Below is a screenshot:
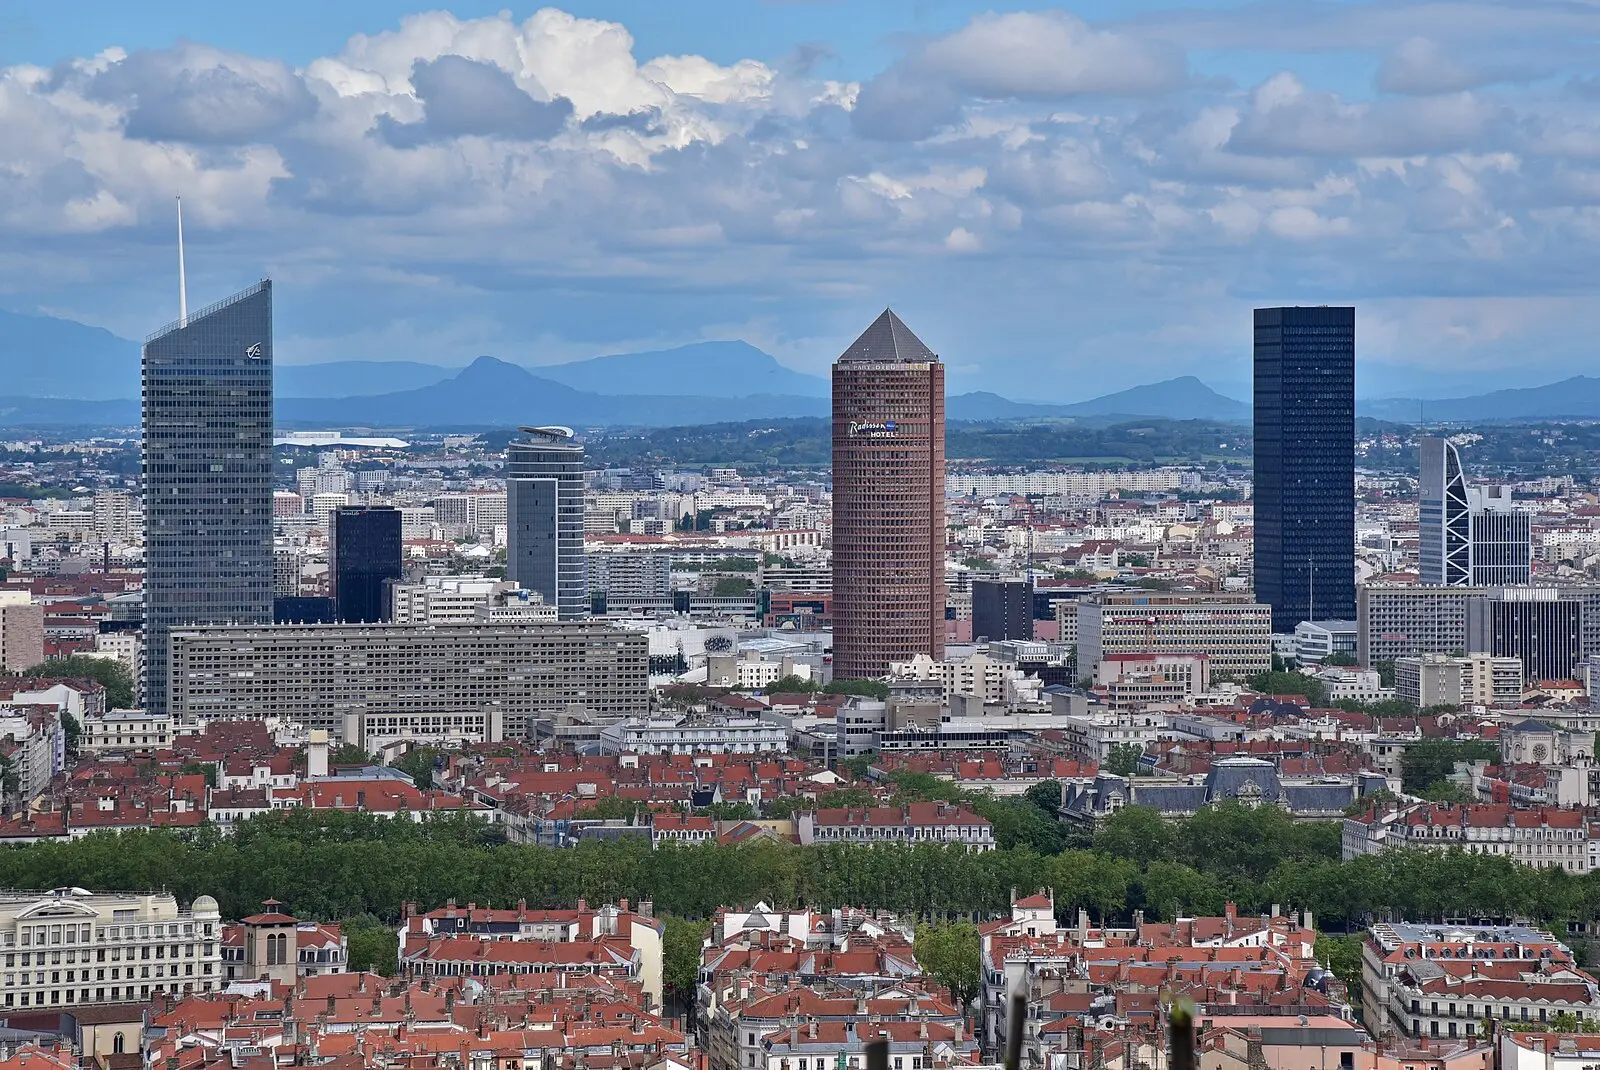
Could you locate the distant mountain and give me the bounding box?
[276,356,831,428]
[535,341,829,399]
[1360,377,1600,422]
[1059,376,1249,421]
[0,309,138,400]
[278,361,453,397]
[0,397,137,425]
[947,377,1247,423]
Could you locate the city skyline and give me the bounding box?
[7,2,1600,400]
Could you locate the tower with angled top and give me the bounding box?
[830,310,946,681]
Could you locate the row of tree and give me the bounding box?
[3,807,1599,937]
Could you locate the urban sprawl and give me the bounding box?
[0,300,1597,1070]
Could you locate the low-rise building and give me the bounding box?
[797,803,995,851]
[79,709,172,753]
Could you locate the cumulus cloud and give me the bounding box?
[378,55,573,145]
[86,43,317,145]
[853,11,1182,141]
[1227,72,1500,156]
[9,4,1600,395]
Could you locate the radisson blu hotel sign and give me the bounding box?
[848,420,898,438]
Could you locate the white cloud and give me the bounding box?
[4,4,1600,395]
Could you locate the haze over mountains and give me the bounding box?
[4,305,1600,428]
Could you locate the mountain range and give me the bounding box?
[5,304,1600,428]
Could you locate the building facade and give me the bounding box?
[1468,589,1584,684]
[331,506,402,624]
[831,310,945,681]
[0,888,222,1010]
[1358,585,1486,666]
[1419,437,1532,587]
[1076,592,1273,678]
[506,427,587,620]
[1253,306,1356,632]
[142,282,276,716]
[167,622,648,737]
[971,579,1033,642]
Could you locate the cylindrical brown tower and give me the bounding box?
[831,309,946,681]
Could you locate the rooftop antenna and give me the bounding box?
[176,195,189,329]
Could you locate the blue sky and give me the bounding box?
[4,1,1600,401]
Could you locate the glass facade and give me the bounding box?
[1253,306,1356,633]
[332,506,402,623]
[506,429,587,619]
[142,282,275,715]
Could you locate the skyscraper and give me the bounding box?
[142,281,275,716]
[1418,437,1531,587]
[1252,306,1356,633]
[971,578,1032,642]
[331,505,402,623]
[831,309,945,681]
[506,426,587,619]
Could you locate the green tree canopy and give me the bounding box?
[915,921,980,1006]
[764,675,818,695]
[23,655,134,710]
[1103,743,1146,778]
[824,679,890,700]
[1401,739,1499,795]
[1246,671,1328,707]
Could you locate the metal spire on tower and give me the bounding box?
[177,195,188,328]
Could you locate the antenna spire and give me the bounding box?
[176,195,188,329]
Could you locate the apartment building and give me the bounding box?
[1361,920,1596,1041]
[796,803,995,851]
[0,888,223,1010]
[1076,593,1271,678]
[1358,586,1487,667]
[1395,653,1523,707]
[167,622,649,737]
[1345,804,1593,873]
[79,710,173,754]
[387,575,555,624]
[597,715,790,756]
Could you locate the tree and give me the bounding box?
[840,753,876,779]
[1103,743,1145,778]
[662,916,710,1005]
[1374,660,1397,688]
[1024,781,1062,817]
[0,752,17,799]
[1246,671,1329,707]
[178,761,218,788]
[697,801,756,821]
[713,576,753,597]
[342,915,398,976]
[59,710,81,756]
[1420,781,1477,804]
[575,797,640,821]
[1324,652,1358,667]
[330,744,376,766]
[763,796,806,820]
[1316,934,1364,995]
[764,675,818,695]
[915,921,980,1006]
[1401,739,1499,795]
[23,655,134,710]
[392,747,442,790]
[824,680,890,700]
[1094,806,1174,866]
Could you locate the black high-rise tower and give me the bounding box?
[332,505,402,623]
[1253,306,1356,633]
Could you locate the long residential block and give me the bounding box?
[168,622,648,738]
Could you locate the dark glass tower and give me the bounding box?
[1253,306,1355,633]
[142,282,275,715]
[332,505,402,623]
[506,426,587,619]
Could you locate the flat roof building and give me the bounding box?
[167,621,648,738]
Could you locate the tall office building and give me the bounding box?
[1467,588,1583,684]
[971,578,1032,642]
[1253,306,1356,632]
[142,281,275,716]
[331,505,402,623]
[506,426,587,619]
[1418,437,1531,587]
[831,309,945,680]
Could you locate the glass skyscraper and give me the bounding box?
[142,282,275,715]
[332,505,402,623]
[1252,306,1356,633]
[1419,436,1531,587]
[506,426,587,619]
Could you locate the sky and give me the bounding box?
[4,1,1600,401]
